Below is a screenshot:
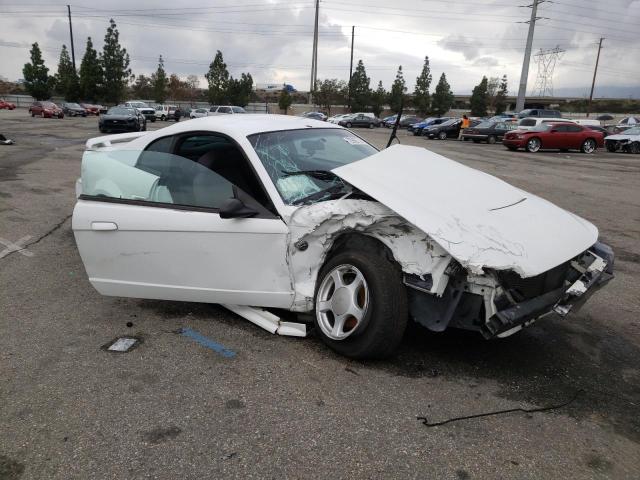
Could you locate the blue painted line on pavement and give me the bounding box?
[178,327,236,358]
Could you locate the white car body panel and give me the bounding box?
[72,200,293,307]
[331,145,598,277]
[604,133,640,141]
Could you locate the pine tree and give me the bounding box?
[314,79,346,115]
[278,87,292,114]
[470,76,489,117]
[348,60,371,113]
[101,19,131,104]
[227,73,254,107]
[152,55,168,103]
[79,37,102,102]
[431,73,454,116]
[494,75,508,114]
[413,56,432,115]
[205,50,230,104]
[370,81,387,117]
[54,45,79,101]
[389,66,407,113]
[23,43,53,100]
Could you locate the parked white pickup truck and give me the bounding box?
[121,101,156,122]
[154,105,178,121]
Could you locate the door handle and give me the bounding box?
[91,221,118,231]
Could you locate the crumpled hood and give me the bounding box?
[332,144,598,277]
[605,134,637,141]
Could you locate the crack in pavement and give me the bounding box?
[1,213,72,260]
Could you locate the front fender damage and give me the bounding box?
[287,200,454,312]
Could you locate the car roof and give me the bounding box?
[137,114,342,140]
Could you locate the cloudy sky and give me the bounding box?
[1,0,639,97]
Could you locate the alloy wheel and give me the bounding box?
[527,138,541,152]
[316,264,369,341]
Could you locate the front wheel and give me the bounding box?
[581,138,596,154]
[150,117,156,123]
[628,142,640,154]
[346,122,352,128]
[438,131,447,140]
[525,137,541,153]
[161,115,166,121]
[487,135,497,144]
[368,123,374,129]
[314,240,408,359]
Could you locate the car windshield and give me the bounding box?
[624,127,640,135]
[475,121,495,128]
[107,107,134,115]
[248,128,378,205]
[66,103,81,108]
[440,119,457,126]
[129,102,147,107]
[232,107,246,113]
[42,102,56,107]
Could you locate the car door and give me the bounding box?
[546,124,568,149]
[564,124,585,149]
[72,132,294,308]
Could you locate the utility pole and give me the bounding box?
[515,0,542,112]
[67,4,76,71]
[308,0,319,104]
[586,37,604,118]
[348,25,354,109]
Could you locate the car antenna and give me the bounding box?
[386,99,404,148]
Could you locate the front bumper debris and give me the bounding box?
[485,242,614,338]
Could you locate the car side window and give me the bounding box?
[218,107,232,114]
[80,133,273,214]
[566,125,582,133]
[553,125,568,132]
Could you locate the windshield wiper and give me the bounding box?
[281,169,337,181]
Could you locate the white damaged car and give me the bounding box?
[72,115,614,358]
[604,126,640,154]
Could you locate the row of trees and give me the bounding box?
[282,56,509,117]
[23,20,132,103]
[23,18,508,114]
[23,20,255,107]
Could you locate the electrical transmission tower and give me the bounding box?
[532,46,565,97]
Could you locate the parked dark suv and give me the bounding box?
[517,108,561,119]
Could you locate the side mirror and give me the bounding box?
[219,198,258,219]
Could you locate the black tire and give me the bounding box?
[99,127,106,133]
[606,141,617,152]
[629,142,640,154]
[161,115,166,121]
[150,117,156,123]
[314,238,408,359]
[31,111,35,117]
[368,123,374,129]
[438,131,447,140]
[346,122,352,128]
[487,135,497,144]
[142,121,147,132]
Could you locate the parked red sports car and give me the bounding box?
[80,103,100,115]
[0,98,16,110]
[29,101,64,119]
[503,122,604,153]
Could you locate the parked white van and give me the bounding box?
[517,117,575,131]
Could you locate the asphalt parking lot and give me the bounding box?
[1,110,639,479]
